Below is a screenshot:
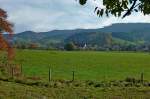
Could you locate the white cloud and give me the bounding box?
[0,0,150,33]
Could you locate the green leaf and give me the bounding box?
[79,0,87,5]
[100,9,104,16]
[97,10,100,16]
[134,9,138,12]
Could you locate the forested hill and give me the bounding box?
[5,23,150,49]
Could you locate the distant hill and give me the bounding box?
[100,23,150,33]
[4,23,150,49]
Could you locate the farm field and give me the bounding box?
[11,49,150,81]
[1,50,150,98]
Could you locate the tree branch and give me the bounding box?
[122,0,138,18]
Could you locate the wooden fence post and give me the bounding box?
[49,67,51,82]
[141,72,144,84]
[72,71,75,81]
[21,64,23,76]
[11,66,13,78]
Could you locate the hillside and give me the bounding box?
[5,23,150,49]
[64,32,113,47]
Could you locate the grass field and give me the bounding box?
[1,79,150,99]
[1,50,150,98]
[11,50,150,81]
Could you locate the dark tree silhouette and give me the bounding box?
[64,42,76,51]
[0,8,14,61]
[78,0,150,18]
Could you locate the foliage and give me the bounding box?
[64,42,76,51]
[0,8,14,61]
[0,8,13,34]
[29,43,39,49]
[78,0,150,18]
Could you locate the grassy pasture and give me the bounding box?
[1,50,150,98]
[12,50,150,81]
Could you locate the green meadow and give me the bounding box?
[1,50,150,98]
[13,50,150,81]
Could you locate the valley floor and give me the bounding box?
[1,50,150,98]
[13,50,150,81]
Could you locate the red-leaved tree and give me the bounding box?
[0,8,14,61]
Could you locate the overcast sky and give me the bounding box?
[0,0,150,33]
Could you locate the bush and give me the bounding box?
[64,42,76,51]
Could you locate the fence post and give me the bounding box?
[72,71,75,81]
[49,67,51,82]
[141,72,144,84]
[11,66,13,78]
[20,64,23,76]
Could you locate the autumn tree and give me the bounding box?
[78,0,150,18]
[29,43,39,49]
[0,8,14,61]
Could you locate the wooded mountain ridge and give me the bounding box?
[5,23,150,50]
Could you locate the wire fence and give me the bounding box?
[1,63,150,99]
[0,63,148,83]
